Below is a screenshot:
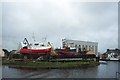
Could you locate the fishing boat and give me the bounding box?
[18,38,52,58]
[55,46,77,55]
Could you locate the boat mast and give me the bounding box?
[32,32,36,42]
[43,37,47,44]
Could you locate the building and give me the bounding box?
[0,49,5,57]
[104,48,120,60]
[106,48,120,55]
[62,39,98,54]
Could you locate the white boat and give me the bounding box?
[17,38,52,59]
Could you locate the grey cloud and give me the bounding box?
[2,1,118,53]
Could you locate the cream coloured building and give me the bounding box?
[62,39,98,55]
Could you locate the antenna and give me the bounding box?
[43,37,47,44]
[32,32,36,42]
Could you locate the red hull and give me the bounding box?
[57,51,77,55]
[20,48,51,54]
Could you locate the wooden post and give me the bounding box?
[24,56,28,63]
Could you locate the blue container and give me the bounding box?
[55,49,62,51]
[70,49,76,52]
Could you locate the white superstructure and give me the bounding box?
[17,38,51,50]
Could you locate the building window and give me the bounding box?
[89,46,91,50]
[70,43,74,47]
[82,45,84,51]
[85,45,87,51]
[83,48,86,51]
[75,45,77,47]
[92,46,94,51]
[82,45,84,48]
[95,46,97,51]
[70,43,74,44]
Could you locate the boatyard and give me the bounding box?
[2,37,120,69]
[2,38,101,69]
[1,1,119,79]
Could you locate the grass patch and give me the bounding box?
[2,60,99,69]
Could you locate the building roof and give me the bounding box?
[62,39,98,44]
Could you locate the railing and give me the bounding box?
[116,72,120,80]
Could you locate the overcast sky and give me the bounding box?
[2,1,118,53]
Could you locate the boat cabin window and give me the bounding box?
[23,46,28,49]
[30,43,32,46]
[34,43,39,45]
[41,44,45,46]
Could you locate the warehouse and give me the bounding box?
[62,39,98,55]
